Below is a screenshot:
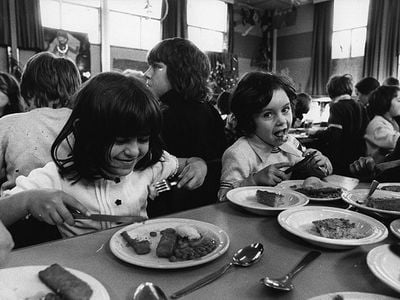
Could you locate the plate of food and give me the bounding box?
[342,189,400,216]
[109,218,230,269]
[378,183,400,193]
[278,206,388,249]
[308,292,399,300]
[277,177,343,201]
[390,219,400,239]
[0,264,109,299]
[226,186,309,216]
[367,244,400,293]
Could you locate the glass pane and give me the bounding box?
[109,12,140,48]
[351,27,366,57]
[187,0,227,32]
[333,0,369,31]
[141,18,161,50]
[62,3,100,43]
[64,0,100,8]
[188,27,224,52]
[109,0,162,19]
[332,30,351,59]
[40,0,61,28]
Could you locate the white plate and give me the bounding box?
[0,265,109,299]
[308,291,399,300]
[390,219,400,239]
[109,218,230,269]
[342,189,400,216]
[277,180,343,201]
[378,183,400,193]
[278,206,388,249]
[226,186,309,216]
[367,244,400,293]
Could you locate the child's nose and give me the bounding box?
[124,139,140,156]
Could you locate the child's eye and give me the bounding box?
[282,106,291,113]
[263,112,273,118]
[138,136,150,143]
[115,137,128,144]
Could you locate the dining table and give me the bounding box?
[4,180,400,300]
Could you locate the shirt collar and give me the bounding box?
[331,94,352,103]
[247,135,303,161]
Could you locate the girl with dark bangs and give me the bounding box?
[0,72,207,237]
[145,38,227,215]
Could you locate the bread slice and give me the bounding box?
[256,190,284,207]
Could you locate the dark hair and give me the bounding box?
[230,71,296,136]
[51,72,163,182]
[20,52,81,109]
[0,72,23,116]
[216,91,231,115]
[294,92,311,116]
[382,76,399,86]
[147,38,212,102]
[326,74,353,98]
[355,77,380,95]
[368,85,400,116]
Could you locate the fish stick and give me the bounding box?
[38,264,93,300]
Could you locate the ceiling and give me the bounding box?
[235,0,313,10]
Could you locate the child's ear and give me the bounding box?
[72,118,80,130]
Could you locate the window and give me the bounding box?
[40,0,100,44]
[108,0,162,49]
[332,0,369,59]
[40,0,162,49]
[187,0,228,52]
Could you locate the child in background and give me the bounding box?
[0,72,207,237]
[0,72,23,117]
[219,72,332,200]
[292,92,311,128]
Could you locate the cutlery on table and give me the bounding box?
[133,282,168,300]
[260,250,321,291]
[170,243,264,299]
[154,179,179,193]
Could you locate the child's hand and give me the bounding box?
[0,221,13,266]
[177,157,207,189]
[26,189,89,226]
[305,148,332,176]
[253,162,291,186]
[349,156,376,179]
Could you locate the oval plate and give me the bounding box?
[367,244,400,293]
[342,189,400,216]
[308,291,399,300]
[109,218,230,269]
[278,206,388,249]
[226,186,309,216]
[378,183,400,193]
[277,180,343,201]
[0,265,109,299]
[390,219,400,239]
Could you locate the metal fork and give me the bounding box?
[154,179,179,193]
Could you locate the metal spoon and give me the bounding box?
[133,282,168,300]
[260,250,321,291]
[170,242,264,299]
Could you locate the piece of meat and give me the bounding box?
[38,264,93,300]
[121,231,151,254]
[156,228,178,258]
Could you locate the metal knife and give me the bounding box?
[389,243,400,257]
[72,212,147,223]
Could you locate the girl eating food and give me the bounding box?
[0,72,207,237]
[218,71,332,201]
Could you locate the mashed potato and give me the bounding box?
[175,225,201,240]
[302,176,324,189]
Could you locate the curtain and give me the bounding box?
[15,0,44,50]
[161,0,187,39]
[363,0,400,81]
[0,0,11,46]
[227,3,234,53]
[306,1,333,95]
